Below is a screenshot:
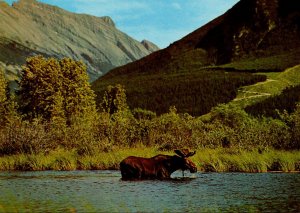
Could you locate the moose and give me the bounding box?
[120,149,197,180]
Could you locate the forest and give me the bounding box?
[94,69,267,116]
[0,56,299,171]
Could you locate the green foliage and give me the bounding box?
[19,56,64,121]
[0,69,7,126]
[1,79,298,157]
[59,58,97,124]
[18,56,97,126]
[245,85,300,118]
[221,48,300,71]
[149,106,196,150]
[0,69,6,104]
[210,103,250,128]
[294,104,300,145]
[133,108,156,120]
[0,118,52,156]
[0,69,19,126]
[200,104,292,150]
[101,84,128,115]
[1,54,299,162]
[288,104,300,149]
[94,70,266,116]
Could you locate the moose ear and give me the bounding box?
[174,150,185,158]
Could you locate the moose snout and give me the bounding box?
[190,166,197,173]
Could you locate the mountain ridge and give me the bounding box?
[0,0,159,81]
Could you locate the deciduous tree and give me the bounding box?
[18,56,97,126]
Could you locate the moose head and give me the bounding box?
[174,149,197,173]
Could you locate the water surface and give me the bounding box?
[0,171,299,212]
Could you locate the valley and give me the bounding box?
[0,0,299,174]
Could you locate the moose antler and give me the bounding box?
[185,150,196,158]
[174,149,196,158]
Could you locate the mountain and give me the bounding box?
[141,40,160,53]
[0,0,159,82]
[92,0,300,116]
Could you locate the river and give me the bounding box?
[0,171,299,212]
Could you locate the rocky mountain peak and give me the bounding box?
[101,16,115,27]
[0,0,158,82]
[141,40,160,52]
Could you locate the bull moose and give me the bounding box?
[120,149,197,180]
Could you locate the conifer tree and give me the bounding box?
[0,69,19,126]
[101,84,128,115]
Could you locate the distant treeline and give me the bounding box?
[245,85,300,118]
[95,71,266,116]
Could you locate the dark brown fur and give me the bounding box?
[120,150,197,180]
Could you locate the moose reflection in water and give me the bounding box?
[120,149,197,180]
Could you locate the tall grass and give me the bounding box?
[0,147,299,172]
[195,148,300,172]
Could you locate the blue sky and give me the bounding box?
[4,0,239,48]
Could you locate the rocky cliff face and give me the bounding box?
[0,0,159,81]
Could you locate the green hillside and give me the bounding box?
[93,68,265,116]
[93,0,300,116]
[232,64,300,107]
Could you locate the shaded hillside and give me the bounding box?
[95,70,266,116]
[245,85,300,118]
[232,64,300,107]
[0,0,159,81]
[93,0,300,115]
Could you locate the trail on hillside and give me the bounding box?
[233,79,278,101]
[233,91,271,101]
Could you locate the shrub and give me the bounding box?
[290,103,300,149]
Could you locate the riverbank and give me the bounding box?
[0,147,299,172]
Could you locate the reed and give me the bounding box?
[0,147,299,172]
[194,148,300,173]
